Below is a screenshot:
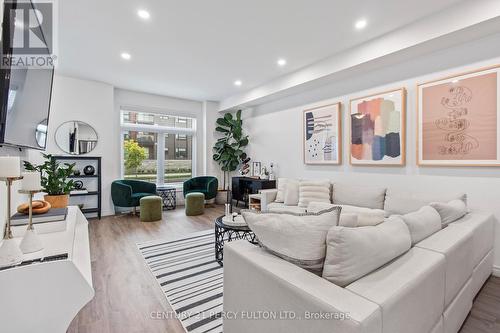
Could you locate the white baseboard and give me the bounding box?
[493,265,500,277]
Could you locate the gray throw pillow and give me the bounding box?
[429,199,467,226]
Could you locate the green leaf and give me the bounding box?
[216,118,230,127]
[224,113,233,121]
[215,126,229,133]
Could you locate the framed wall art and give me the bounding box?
[303,102,341,165]
[349,88,406,166]
[417,65,500,166]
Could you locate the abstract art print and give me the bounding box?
[303,103,341,165]
[349,88,406,165]
[418,65,500,166]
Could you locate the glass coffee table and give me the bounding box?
[214,215,257,266]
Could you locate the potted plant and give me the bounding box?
[24,154,75,208]
[213,110,249,204]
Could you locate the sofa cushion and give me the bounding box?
[322,216,411,287]
[346,247,446,333]
[415,224,474,307]
[275,178,289,203]
[384,189,466,215]
[448,212,495,270]
[284,179,300,206]
[267,202,307,214]
[472,250,493,298]
[430,199,467,226]
[306,202,384,227]
[242,207,341,274]
[298,180,331,207]
[443,278,473,333]
[400,206,442,245]
[333,183,386,209]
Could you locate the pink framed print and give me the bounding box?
[417,65,500,166]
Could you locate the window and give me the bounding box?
[123,131,157,183]
[121,110,195,185]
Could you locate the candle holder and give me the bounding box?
[0,176,24,268]
[18,189,44,254]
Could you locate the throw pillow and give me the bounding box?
[242,207,341,274]
[275,178,289,203]
[332,183,386,209]
[429,199,467,226]
[307,202,384,227]
[298,180,331,207]
[400,205,442,245]
[284,179,300,206]
[322,216,411,287]
[338,205,385,226]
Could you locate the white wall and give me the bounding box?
[46,75,116,216]
[245,33,500,275]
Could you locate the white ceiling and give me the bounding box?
[57,0,464,102]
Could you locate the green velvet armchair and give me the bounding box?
[111,180,157,210]
[183,176,218,200]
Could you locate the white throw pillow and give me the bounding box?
[242,207,341,274]
[338,205,385,226]
[307,202,384,227]
[384,189,467,215]
[298,180,331,207]
[400,206,442,245]
[430,199,467,226]
[332,183,386,209]
[322,216,411,287]
[284,180,300,206]
[275,178,289,203]
[339,213,358,228]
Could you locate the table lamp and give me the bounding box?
[0,156,24,267]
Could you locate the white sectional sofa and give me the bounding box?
[223,180,495,333]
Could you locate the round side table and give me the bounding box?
[214,215,256,266]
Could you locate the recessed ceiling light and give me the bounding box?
[277,58,287,67]
[234,80,242,86]
[137,9,151,20]
[355,19,367,30]
[121,52,131,60]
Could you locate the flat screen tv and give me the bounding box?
[0,0,54,150]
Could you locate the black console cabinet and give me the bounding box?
[232,177,276,207]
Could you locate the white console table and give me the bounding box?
[0,206,94,333]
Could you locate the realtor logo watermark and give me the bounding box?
[2,0,58,69]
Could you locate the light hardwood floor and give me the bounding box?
[68,206,500,333]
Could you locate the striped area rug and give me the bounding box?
[137,229,224,333]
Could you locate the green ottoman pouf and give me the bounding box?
[140,196,162,222]
[185,192,205,216]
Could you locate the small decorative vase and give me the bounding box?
[73,180,84,190]
[224,204,231,218]
[44,194,69,208]
[83,165,95,176]
[73,169,81,176]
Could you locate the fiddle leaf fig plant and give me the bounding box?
[24,153,75,195]
[213,110,249,189]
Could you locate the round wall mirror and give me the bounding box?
[35,118,48,148]
[55,121,98,155]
